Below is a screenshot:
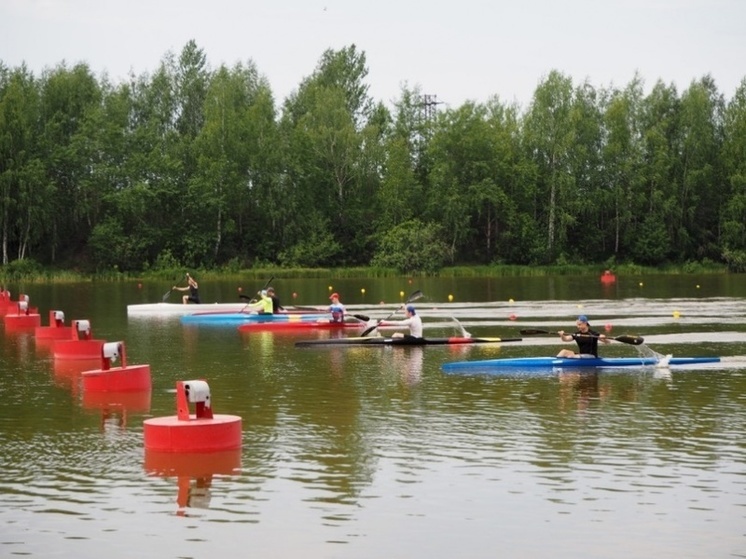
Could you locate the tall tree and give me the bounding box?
[721,78,746,269]
[38,63,101,263]
[600,76,645,259]
[676,75,725,260]
[522,71,576,261]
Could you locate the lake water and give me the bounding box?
[1,274,745,558]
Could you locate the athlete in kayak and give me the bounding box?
[173,273,201,305]
[379,305,423,339]
[557,315,609,357]
[329,293,346,323]
[244,290,273,314]
[266,286,285,313]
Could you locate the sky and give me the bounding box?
[1,0,744,110]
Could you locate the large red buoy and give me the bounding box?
[35,310,74,340]
[0,289,14,316]
[53,319,106,360]
[81,341,151,393]
[144,380,242,453]
[3,296,41,331]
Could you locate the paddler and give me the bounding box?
[244,289,273,314]
[378,305,423,339]
[556,315,609,358]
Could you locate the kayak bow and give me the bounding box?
[442,355,721,372]
[238,320,364,332]
[295,336,523,348]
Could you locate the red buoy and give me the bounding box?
[0,289,14,316]
[81,341,151,393]
[53,319,106,360]
[35,310,74,340]
[144,380,242,453]
[3,296,41,331]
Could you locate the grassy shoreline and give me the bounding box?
[0,262,731,284]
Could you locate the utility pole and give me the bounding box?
[420,94,442,121]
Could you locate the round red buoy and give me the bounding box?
[36,310,73,340]
[143,380,242,453]
[81,342,151,392]
[54,339,106,359]
[53,319,106,359]
[4,297,41,330]
[4,312,41,330]
[82,364,151,392]
[144,415,242,452]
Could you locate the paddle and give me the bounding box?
[360,290,424,337]
[241,276,274,312]
[162,274,187,302]
[519,328,644,345]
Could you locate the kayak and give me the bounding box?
[128,302,323,317]
[295,336,523,348]
[238,320,365,332]
[442,356,721,372]
[127,302,249,316]
[182,311,328,325]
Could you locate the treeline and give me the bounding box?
[1,40,746,274]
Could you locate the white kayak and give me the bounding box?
[127,302,249,316]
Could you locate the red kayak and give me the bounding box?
[237,320,365,333]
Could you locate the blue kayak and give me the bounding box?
[181,312,328,325]
[442,356,721,372]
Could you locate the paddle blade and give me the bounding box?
[359,322,380,338]
[519,329,553,336]
[407,290,424,304]
[614,335,644,345]
[161,289,173,302]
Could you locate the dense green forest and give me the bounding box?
[1,40,746,275]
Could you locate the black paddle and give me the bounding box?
[162,273,187,302]
[519,328,644,345]
[360,290,424,337]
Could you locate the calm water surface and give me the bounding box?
[1,275,745,558]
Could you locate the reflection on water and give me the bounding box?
[0,279,745,558]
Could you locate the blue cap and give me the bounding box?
[406,305,416,314]
[577,315,588,323]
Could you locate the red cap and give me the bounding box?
[329,292,339,300]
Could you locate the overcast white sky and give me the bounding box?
[1,0,744,110]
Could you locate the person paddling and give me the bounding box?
[378,305,423,339]
[244,290,273,314]
[173,273,201,305]
[266,287,284,313]
[329,293,346,323]
[557,315,609,358]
